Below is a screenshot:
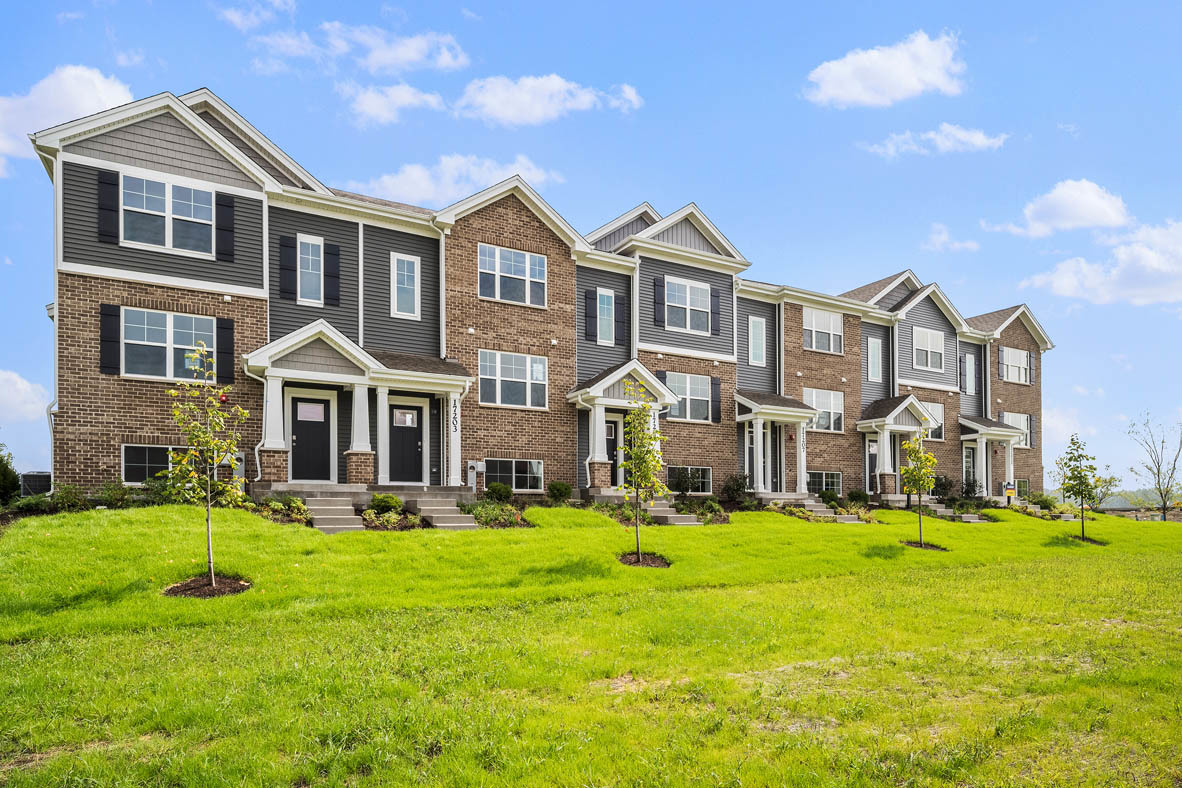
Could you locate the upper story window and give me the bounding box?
[922,401,945,440]
[478,350,547,409]
[804,387,844,432]
[913,326,945,371]
[391,253,420,319]
[297,234,323,306]
[1003,412,1031,447]
[1002,346,1030,383]
[665,276,710,334]
[479,243,546,307]
[667,371,711,422]
[803,308,843,353]
[122,175,213,255]
[122,307,214,380]
[748,316,766,366]
[867,336,883,382]
[597,288,615,346]
[964,353,977,395]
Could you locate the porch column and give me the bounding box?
[752,417,765,492]
[975,435,987,496]
[1005,438,1015,490]
[877,428,893,473]
[591,403,608,461]
[447,391,462,486]
[262,374,286,449]
[350,384,371,452]
[795,422,807,494]
[376,386,390,484]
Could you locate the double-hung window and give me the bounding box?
[597,288,615,345]
[748,316,766,366]
[122,307,215,380]
[122,445,177,485]
[868,337,883,382]
[484,458,543,491]
[964,353,977,395]
[807,471,842,495]
[391,253,420,319]
[665,276,710,334]
[1002,347,1030,383]
[479,243,546,307]
[297,234,323,305]
[803,307,843,353]
[921,401,945,440]
[913,327,945,371]
[479,350,547,409]
[666,371,711,422]
[122,175,213,255]
[1003,412,1031,447]
[803,388,844,432]
[668,466,712,494]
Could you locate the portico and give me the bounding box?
[856,394,936,498]
[734,390,816,494]
[958,414,1026,498]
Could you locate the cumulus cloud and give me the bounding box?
[344,154,562,208]
[56,10,84,22]
[253,24,468,74]
[336,82,445,125]
[984,179,1131,238]
[1072,385,1105,398]
[115,49,144,67]
[216,0,296,32]
[456,74,642,126]
[0,370,50,423]
[461,8,481,20]
[861,122,1007,159]
[1044,406,1097,443]
[921,223,979,253]
[804,30,965,108]
[0,65,132,177]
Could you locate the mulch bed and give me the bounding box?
[618,551,671,568]
[900,541,949,552]
[163,575,252,598]
[363,516,429,531]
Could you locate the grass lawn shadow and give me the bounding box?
[900,540,949,552]
[1043,533,1110,548]
[518,557,613,582]
[861,544,905,560]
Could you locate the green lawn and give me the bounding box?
[0,506,1179,786]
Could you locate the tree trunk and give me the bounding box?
[918,492,924,547]
[634,493,641,561]
[207,471,215,588]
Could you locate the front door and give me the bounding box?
[963,445,977,495]
[867,439,879,493]
[291,397,331,481]
[390,404,424,482]
[605,420,620,486]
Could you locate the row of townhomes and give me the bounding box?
[29,89,1053,505]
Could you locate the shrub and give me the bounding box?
[931,475,955,500]
[961,479,983,499]
[668,467,702,501]
[97,479,132,509]
[720,473,750,504]
[847,489,870,506]
[52,484,91,512]
[0,445,18,506]
[11,493,55,514]
[818,489,840,506]
[460,500,523,527]
[1028,491,1058,510]
[546,480,572,505]
[738,498,761,512]
[370,493,403,515]
[140,475,176,506]
[485,482,512,503]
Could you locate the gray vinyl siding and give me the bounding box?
[196,110,301,187]
[575,265,631,381]
[876,281,914,310]
[338,388,353,484]
[861,323,892,410]
[593,216,651,251]
[959,341,984,417]
[736,297,777,392]
[269,206,360,343]
[577,410,590,488]
[653,218,723,256]
[638,257,734,356]
[61,161,265,289]
[273,338,364,375]
[362,224,440,356]
[897,295,957,389]
[65,111,259,191]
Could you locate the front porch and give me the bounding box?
[856,394,935,502]
[959,414,1026,499]
[734,389,816,495]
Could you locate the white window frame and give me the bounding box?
[120,306,216,382]
[666,371,712,423]
[478,243,547,308]
[913,326,945,372]
[296,233,325,307]
[1002,346,1030,384]
[803,387,844,433]
[668,465,712,494]
[120,172,215,260]
[921,401,945,441]
[868,336,882,383]
[484,457,544,493]
[803,307,844,355]
[1003,412,1032,448]
[478,350,548,410]
[121,444,179,486]
[807,471,842,495]
[664,275,711,336]
[748,315,766,366]
[965,353,977,395]
[596,287,615,346]
[390,253,421,320]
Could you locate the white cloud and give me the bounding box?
[804,30,965,108]
[115,49,144,67]
[253,24,467,75]
[254,29,322,58]
[1110,353,1133,371]
[0,65,132,177]
[456,74,642,126]
[0,370,50,423]
[3,256,11,265]
[461,7,481,20]
[1072,385,1105,398]
[984,179,1131,238]
[345,153,562,208]
[216,0,295,32]
[56,11,84,22]
[921,223,979,252]
[336,82,445,125]
[1044,406,1097,443]
[862,122,1007,160]
[1057,122,1080,138]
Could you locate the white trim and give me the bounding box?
[244,319,383,371]
[665,370,713,423]
[120,443,179,486]
[667,464,713,495]
[637,342,737,363]
[863,270,923,306]
[663,274,712,336]
[483,457,545,493]
[920,400,946,441]
[386,394,431,484]
[964,352,977,396]
[390,252,422,320]
[912,325,946,372]
[284,387,338,483]
[56,153,263,199]
[595,286,616,346]
[296,233,325,307]
[585,202,661,246]
[1000,346,1031,384]
[748,314,767,366]
[898,378,960,393]
[119,306,217,382]
[802,387,845,433]
[566,358,678,406]
[435,175,592,254]
[868,336,883,382]
[270,189,439,238]
[733,393,815,423]
[357,224,364,345]
[478,242,548,308]
[630,260,641,358]
[617,237,748,275]
[895,282,972,332]
[803,306,844,354]
[118,171,216,261]
[477,349,548,410]
[575,251,638,276]
[633,202,744,260]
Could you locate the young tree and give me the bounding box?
[619,379,670,562]
[165,344,249,587]
[0,440,20,505]
[1056,433,1097,539]
[1128,415,1181,523]
[900,430,937,547]
[1091,464,1121,511]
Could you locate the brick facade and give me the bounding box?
[344,450,375,485]
[900,384,963,492]
[988,318,1045,493]
[259,449,289,483]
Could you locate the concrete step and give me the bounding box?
[429,514,479,529]
[305,505,355,517]
[304,497,352,508]
[833,515,861,523]
[957,514,982,523]
[652,512,700,525]
[312,514,365,528]
[403,498,457,513]
[401,497,477,530]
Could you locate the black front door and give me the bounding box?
[606,421,619,486]
[291,397,331,481]
[867,439,879,493]
[390,404,423,482]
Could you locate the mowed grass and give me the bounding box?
[0,506,1179,786]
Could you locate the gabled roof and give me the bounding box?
[966,304,1054,351]
[858,394,935,428]
[365,347,470,377]
[841,270,922,304]
[893,282,971,331]
[634,202,744,260]
[959,413,1023,433]
[734,390,815,420]
[244,319,380,371]
[585,202,661,246]
[567,358,677,405]
[434,175,592,254]
[328,188,434,217]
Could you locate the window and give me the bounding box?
[668,466,712,494]
[913,327,945,371]
[665,275,710,334]
[121,175,213,255]
[803,307,843,354]
[478,243,546,307]
[803,388,844,432]
[122,307,214,380]
[597,288,615,346]
[390,254,420,318]
[392,408,417,427]
[485,458,543,491]
[964,353,977,395]
[298,234,323,305]
[122,445,175,485]
[807,471,842,495]
[748,316,766,366]
[1002,346,1030,383]
[666,371,711,422]
[921,401,945,440]
[1003,412,1031,448]
[1016,479,1030,499]
[868,337,882,382]
[478,350,547,409]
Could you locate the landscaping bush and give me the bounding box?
[11,493,55,515]
[0,445,18,506]
[546,480,572,505]
[370,493,403,515]
[1028,492,1059,510]
[52,484,91,512]
[931,475,955,500]
[98,479,132,509]
[485,482,512,503]
[818,489,840,507]
[961,479,983,499]
[140,476,176,506]
[847,489,870,506]
[460,500,524,528]
[668,467,702,501]
[589,501,653,527]
[719,473,750,504]
[361,509,424,530]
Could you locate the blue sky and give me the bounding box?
[2,0,1181,483]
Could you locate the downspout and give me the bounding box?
[431,219,447,358]
[575,393,593,488]
[243,362,267,482]
[890,320,899,397]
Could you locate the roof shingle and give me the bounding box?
[840,270,914,303]
[364,348,470,377]
[966,305,1023,332]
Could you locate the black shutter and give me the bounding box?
[324,243,341,306]
[97,170,119,244]
[710,287,722,336]
[99,304,120,374]
[584,289,597,341]
[710,377,722,423]
[215,193,235,263]
[998,345,1005,379]
[1029,415,1037,448]
[653,276,665,327]
[216,318,235,385]
[279,236,297,299]
[1028,351,1035,385]
[958,353,966,392]
[615,293,626,348]
[655,370,667,419]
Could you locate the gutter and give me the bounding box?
[242,362,267,482]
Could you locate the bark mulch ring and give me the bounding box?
[900,541,949,552]
[1069,534,1109,546]
[618,552,671,568]
[163,575,252,598]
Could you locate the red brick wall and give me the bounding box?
[988,318,1045,493]
[900,383,963,489]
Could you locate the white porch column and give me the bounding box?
[376,386,390,484]
[975,435,987,496]
[591,403,608,462]
[447,391,462,486]
[1005,439,1015,491]
[795,422,807,494]
[262,374,286,449]
[752,417,765,492]
[350,384,371,452]
[877,427,893,473]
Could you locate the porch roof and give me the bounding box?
[959,414,1025,439]
[566,358,677,406]
[856,394,934,433]
[366,347,470,378]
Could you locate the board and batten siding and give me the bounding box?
[897,295,957,389]
[575,265,631,381]
[653,218,723,256]
[62,161,265,289]
[593,216,651,252]
[861,322,892,410]
[958,341,984,417]
[268,206,359,343]
[736,297,777,392]
[876,281,915,310]
[65,111,259,191]
[638,257,734,356]
[362,224,440,357]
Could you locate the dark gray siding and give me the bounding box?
[958,341,984,417]
[196,110,302,188]
[638,257,734,356]
[861,323,892,410]
[593,216,651,251]
[897,295,958,389]
[577,410,590,488]
[876,281,915,310]
[269,206,359,342]
[362,224,440,356]
[338,388,353,484]
[65,111,259,191]
[575,265,631,381]
[736,297,778,392]
[653,218,723,256]
[62,161,264,289]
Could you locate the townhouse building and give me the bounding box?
[29,89,1053,505]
